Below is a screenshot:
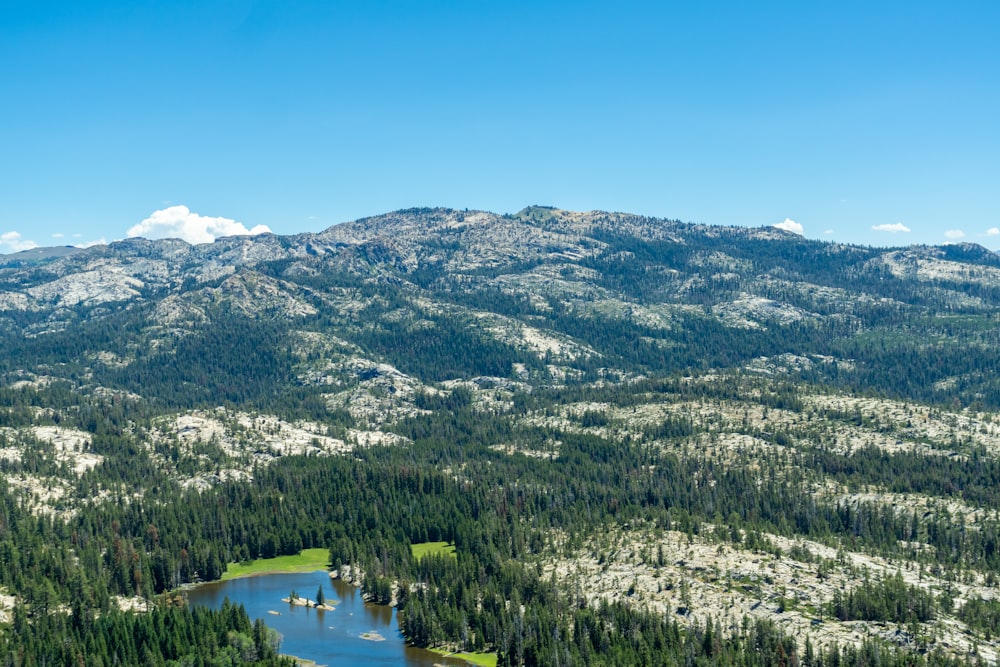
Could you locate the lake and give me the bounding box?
[185,570,474,666]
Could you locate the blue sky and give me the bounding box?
[2,1,998,251]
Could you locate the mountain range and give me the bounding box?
[3,206,1000,664]
[4,205,1000,407]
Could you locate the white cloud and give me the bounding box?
[985,227,1000,237]
[127,205,271,244]
[75,238,107,249]
[0,231,38,253]
[944,229,965,240]
[823,229,834,235]
[773,218,804,235]
[872,223,911,233]
[51,232,64,239]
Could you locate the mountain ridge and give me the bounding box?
[4,205,1000,413]
[3,205,990,309]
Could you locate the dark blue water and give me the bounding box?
[185,571,473,666]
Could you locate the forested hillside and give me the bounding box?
[2,207,1000,664]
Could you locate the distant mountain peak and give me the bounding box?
[0,245,84,265]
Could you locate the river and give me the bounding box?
[185,570,475,666]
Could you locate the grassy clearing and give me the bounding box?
[428,648,497,667]
[411,541,456,561]
[220,548,329,581]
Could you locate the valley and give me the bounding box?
[3,207,1000,664]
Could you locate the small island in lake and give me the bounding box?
[281,594,337,611]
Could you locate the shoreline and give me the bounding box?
[221,565,329,582]
[427,648,497,667]
[175,565,329,593]
[221,567,323,581]
[280,653,320,667]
